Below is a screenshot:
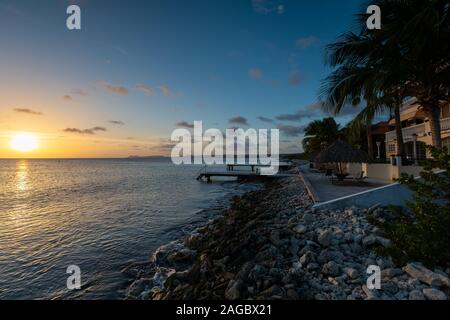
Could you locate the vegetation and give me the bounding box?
[302,118,342,159]
[302,117,371,160]
[369,147,450,267]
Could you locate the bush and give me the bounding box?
[369,147,450,268]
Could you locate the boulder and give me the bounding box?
[344,267,359,279]
[321,261,341,277]
[317,229,332,247]
[126,278,153,298]
[362,285,379,300]
[446,268,450,277]
[167,248,197,263]
[408,290,425,300]
[299,251,316,266]
[362,235,391,248]
[293,224,307,234]
[269,230,282,246]
[237,262,254,280]
[302,213,313,224]
[259,285,281,297]
[286,288,300,300]
[422,288,447,300]
[225,279,243,300]
[404,263,450,287]
[306,262,319,272]
[381,268,403,279]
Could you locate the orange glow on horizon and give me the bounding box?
[0,131,169,158]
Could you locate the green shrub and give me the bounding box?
[370,147,450,268]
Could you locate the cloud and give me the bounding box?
[257,116,274,123]
[73,89,89,96]
[144,138,178,155]
[95,81,128,96]
[295,36,320,49]
[248,68,264,80]
[13,108,43,115]
[283,143,301,153]
[277,5,285,14]
[277,124,305,137]
[63,127,107,135]
[319,102,368,119]
[90,126,107,132]
[109,120,125,125]
[159,85,173,97]
[135,84,155,96]
[229,116,249,126]
[252,0,285,15]
[288,70,302,86]
[176,121,195,129]
[63,95,73,101]
[155,142,176,152]
[276,102,324,122]
[276,111,306,122]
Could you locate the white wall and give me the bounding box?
[363,163,392,182]
[362,163,423,182]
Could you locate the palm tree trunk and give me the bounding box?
[367,123,373,160]
[393,102,405,160]
[428,104,442,150]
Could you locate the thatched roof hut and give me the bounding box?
[315,140,369,164]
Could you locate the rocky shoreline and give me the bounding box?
[124,176,450,300]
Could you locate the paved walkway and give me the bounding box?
[300,165,387,203]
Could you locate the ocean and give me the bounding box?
[0,158,260,299]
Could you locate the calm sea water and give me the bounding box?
[0,159,259,300]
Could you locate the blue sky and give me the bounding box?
[0,0,369,157]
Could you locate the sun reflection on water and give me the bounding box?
[16,160,28,192]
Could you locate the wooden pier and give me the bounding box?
[196,162,298,183]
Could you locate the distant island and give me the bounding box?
[127,155,169,160]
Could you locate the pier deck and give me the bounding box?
[195,161,297,182]
[196,170,298,182]
[225,162,294,172]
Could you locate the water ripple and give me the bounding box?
[0,159,259,299]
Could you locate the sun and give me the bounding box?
[10,132,39,152]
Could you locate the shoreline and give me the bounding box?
[124,176,450,300]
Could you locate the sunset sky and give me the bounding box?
[0,0,367,158]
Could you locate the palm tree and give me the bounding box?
[321,0,449,154]
[320,49,407,160]
[321,0,450,157]
[366,122,373,160]
[370,0,450,149]
[302,118,342,158]
[356,0,450,149]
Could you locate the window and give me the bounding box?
[405,141,427,160]
[388,144,396,153]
